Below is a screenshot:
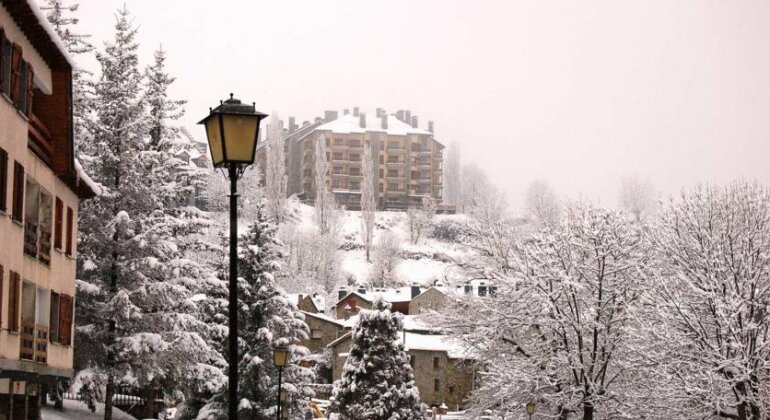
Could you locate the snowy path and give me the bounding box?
[41,399,136,420]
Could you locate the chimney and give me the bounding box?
[359,112,366,128]
[344,108,350,115]
[353,107,359,117]
[376,107,383,117]
[302,120,310,126]
[289,116,297,132]
[338,286,348,301]
[381,113,388,130]
[428,121,434,133]
[405,110,411,123]
[324,110,338,122]
[411,115,418,128]
[315,116,323,123]
[396,110,405,122]
[411,284,421,299]
[297,294,304,306]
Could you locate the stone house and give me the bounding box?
[332,285,422,319]
[409,287,448,315]
[300,311,346,354]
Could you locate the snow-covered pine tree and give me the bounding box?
[200,199,314,419]
[331,298,423,420]
[75,8,223,420]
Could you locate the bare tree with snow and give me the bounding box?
[265,114,287,223]
[407,197,436,245]
[444,141,462,208]
[314,134,341,234]
[370,231,402,288]
[442,205,650,419]
[644,181,770,420]
[619,175,657,221]
[525,179,561,228]
[360,141,376,261]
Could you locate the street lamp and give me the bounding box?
[526,402,535,420]
[200,95,268,420]
[273,347,290,420]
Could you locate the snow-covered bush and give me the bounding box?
[429,219,469,243]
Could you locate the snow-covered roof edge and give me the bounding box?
[24,0,77,68]
[74,158,102,196]
[301,311,346,327]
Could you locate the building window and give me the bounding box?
[50,291,60,343]
[349,153,360,161]
[23,179,52,265]
[65,207,74,256]
[0,30,11,96]
[387,169,399,177]
[449,385,455,395]
[434,379,440,392]
[388,183,400,191]
[333,152,344,160]
[349,181,360,191]
[433,357,440,370]
[311,329,322,339]
[379,183,384,192]
[349,167,361,176]
[0,147,6,212]
[388,141,399,149]
[333,166,344,175]
[12,161,24,222]
[478,286,488,297]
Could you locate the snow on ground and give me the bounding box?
[41,399,136,420]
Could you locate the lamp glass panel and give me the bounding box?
[273,349,289,367]
[222,114,258,162]
[205,116,224,167]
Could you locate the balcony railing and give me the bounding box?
[19,321,35,360]
[39,228,52,265]
[28,113,54,165]
[24,219,39,257]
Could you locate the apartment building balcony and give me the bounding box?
[28,113,54,166]
[347,142,363,150]
[411,147,432,155]
[385,160,405,167]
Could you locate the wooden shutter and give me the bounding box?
[65,207,73,256]
[11,161,23,222]
[8,271,19,332]
[25,64,33,115]
[59,294,72,346]
[54,198,63,249]
[0,29,4,90]
[10,43,21,105]
[0,147,7,213]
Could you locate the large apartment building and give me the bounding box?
[258,107,449,211]
[0,1,96,418]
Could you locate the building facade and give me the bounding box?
[258,108,449,211]
[0,2,96,418]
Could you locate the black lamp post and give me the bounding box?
[199,95,268,420]
[273,347,289,420]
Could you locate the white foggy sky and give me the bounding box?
[69,0,770,212]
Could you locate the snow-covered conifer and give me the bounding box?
[331,298,423,419]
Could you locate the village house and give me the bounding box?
[331,285,422,319]
[0,1,97,418]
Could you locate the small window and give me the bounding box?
[12,161,24,222]
[449,385,455,395]
[434,379,440,392]
[433,357,440,370]
[65,207,74,256]
[50,291,60,343]
[311,329,322,339]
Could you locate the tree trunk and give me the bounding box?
[583,401,594,420]
[104,373,114,420]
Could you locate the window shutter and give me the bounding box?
[0,147,7,213]
[10,43,21,105]
[59,294,72,346]
[65,207,73,256]
[25,64,33,115]
[0,29,4,89]
[12,161,23,222]
[54,198,63,249]
[8,271,19,332]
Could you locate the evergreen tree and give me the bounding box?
[331,298,423,420]
[74,8,223,420]
[199,200,314,419]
